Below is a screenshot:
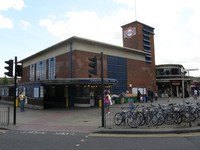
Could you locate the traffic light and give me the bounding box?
[4,60,13,77]
[16,64,23,77]
[88,56,97,75]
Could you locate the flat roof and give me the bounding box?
[18,78,118,85]
[20,36,148,63]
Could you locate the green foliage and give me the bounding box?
[1,76,12,85]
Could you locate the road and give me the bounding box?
[1,130,200,150]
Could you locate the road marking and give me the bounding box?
[55,132,75,136]
[21,131,46,134]
[89,132,200,138]
[0,129,7,134]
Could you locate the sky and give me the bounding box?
[1,0,200,77]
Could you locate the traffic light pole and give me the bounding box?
[100,52,105,127]
[13,56,17,125]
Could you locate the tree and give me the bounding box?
[2,76,12,85]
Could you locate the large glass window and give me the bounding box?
[156,68,181,76]
[30,64,35,81]
[156,69,164,75]
[36,60,46,80]
[48,57,56,79]
[107,56,127,94]
[171,68,180,75]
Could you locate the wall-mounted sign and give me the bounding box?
[124,27,136,38]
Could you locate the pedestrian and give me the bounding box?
[168,91,172,103]
[119,92,125,104]
[19,92,26,112]
[154,92,158,101]
[137,90,141,103]
[104,92,112,114]
[193,89,198,99]
[148,88,153,102]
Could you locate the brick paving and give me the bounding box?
[1,96,200,133]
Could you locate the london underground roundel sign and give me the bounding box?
[124,27,136,38]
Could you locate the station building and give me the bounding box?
[156,64,197,98]
[0,21,156,109]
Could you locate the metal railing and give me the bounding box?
[0,107,10,126]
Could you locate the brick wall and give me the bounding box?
[127,59,156,92]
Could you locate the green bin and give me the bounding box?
[132,96,137,103]
[124,97,128,103]
[115,97,120,104]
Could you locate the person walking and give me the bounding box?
[193,89,198,99]
[147,88,154,102]
[137,90,141,103]
[19,92,26,112]
[104,92,112,114]
[168,91,172,103]
[154,92,158,101]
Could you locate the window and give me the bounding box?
[171,68,180,75]
[48,57,56,79]
[145,55,152,63]
[157,69,164,75]
[30,64,35,81]
[36,60,46,80]
[107,56,127,94]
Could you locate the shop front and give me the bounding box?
[15,78,117,109]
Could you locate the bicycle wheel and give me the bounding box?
[174,111,182,124]
[184,112,196,123]
[150,115,158,126]
[136,112,144,126]
[127,113,140,128]
[197,108,200,118]
[165,112,174,125]
[157,113,165,126]
[113,112,123,126]
[138,112,146,126]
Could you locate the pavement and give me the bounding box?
[1,97,200,134]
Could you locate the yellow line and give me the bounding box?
[89,132,200,138]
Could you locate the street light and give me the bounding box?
[186,68,199,76]
[181,67,186,105]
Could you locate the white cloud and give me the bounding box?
[0,15,13,29]
[0,0,25,29]
[0,0,25,11]
[39,11,120,44]
[20,20,31,29]
[38,0,200,76]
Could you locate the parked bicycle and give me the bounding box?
[113,105,141,128]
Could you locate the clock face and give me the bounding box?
[124,27,136,38]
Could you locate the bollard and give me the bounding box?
[146,107,149,127]
[188,106,192,127]
[99,99,102,107]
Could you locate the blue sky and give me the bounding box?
[1,0,200,77]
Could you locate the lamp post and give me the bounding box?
[100,52,105,127]
[181,67,186,105]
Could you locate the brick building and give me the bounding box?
[0,21,156,109]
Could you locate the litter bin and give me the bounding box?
[124,97,128,103]
[99,99,102,107]
[132,96,137,103]
[115,97,120,104]
[16,99,19,107]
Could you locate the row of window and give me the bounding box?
[30,57,56,81]
[142,26,152,64]
[156,68,181,76]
